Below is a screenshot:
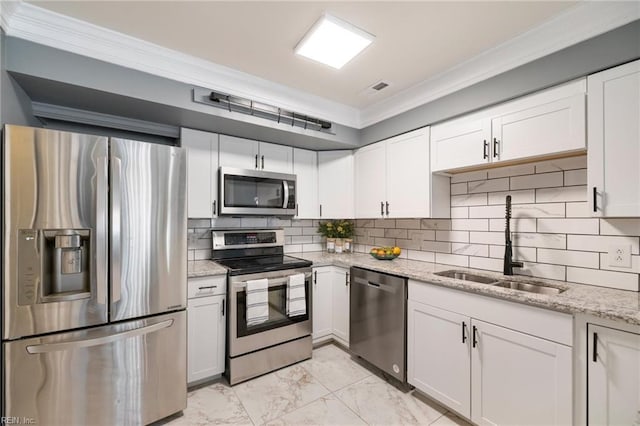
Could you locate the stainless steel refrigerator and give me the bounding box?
[1,125,187,425]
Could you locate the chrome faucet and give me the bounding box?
[504,195,523,275]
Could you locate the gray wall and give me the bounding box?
[361,19,640,145]
[0,30,38,127]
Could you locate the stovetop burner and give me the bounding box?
[216,254,312,276]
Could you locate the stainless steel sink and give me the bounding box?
[493,281,565,295]
[434,270,499,285]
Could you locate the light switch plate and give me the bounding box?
[608,244,632,268]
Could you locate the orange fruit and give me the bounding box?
[392,246,401,256]
[377,249,386,256]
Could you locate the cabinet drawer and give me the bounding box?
[188,275,226,299]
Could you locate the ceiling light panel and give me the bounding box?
[295,13,374,70]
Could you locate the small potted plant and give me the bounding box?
[317,221,337,253]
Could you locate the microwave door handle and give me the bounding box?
[282,180,289,208]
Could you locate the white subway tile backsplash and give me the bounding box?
[421,219,451,230]
[469,256,503,272]
[452,243,489,257]
[519,263,566,281]
[564,169,587,186]
[435,230,469,243]
[565,202,591,218]
[488,190,535,205]
[408,229,436,241]
[421,240,453,253]
[285,227,303,236]
[537,218,599,235]
[302,227,320,236]
[489,218,536,233]
[291,235,313,244]
[567,267,639,291]
[395,219,421,229]
[302,243,323,252]
[535,186,587,203]
[599,254,640,274]
[375,219,395,228]
[600,219,640,236]
[374,237,396,247]
[511,172,563,190]
[488,164,535,179]
[240,218,268,228]
[408,250,436,263]
[469,205,506,218]
[435,253,469,267]
[396,239,422,250]
[489,245,537,262]
[513,233,566,249]
[451,219,489,231]
[469,231,505,245]
[451,182,468,195]
[291,219,313,227]
[512,203,565,218]
[451,193,488,207]
[537,249,600,268]
[567,235,640,255]
[385,228,408,239]
[284,244,302,254]
[451,170,488,183]
[467,178,509,194]
[451,207,469,218]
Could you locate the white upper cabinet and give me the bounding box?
[181,128,218,218]
[588,59,640,217]
[219,134,293,173]
[354,141,386,218]
[293,148,318,219]
[355,127,449,219]
[431,79,586,172]
[318,151,354,219]
[588,323,640,425]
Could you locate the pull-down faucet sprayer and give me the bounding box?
[504,195,523,275]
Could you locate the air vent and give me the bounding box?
[371,81,389,91]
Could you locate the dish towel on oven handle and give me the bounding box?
[286,273,307,317]
[245,278,269,326]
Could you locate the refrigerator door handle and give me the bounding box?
[111,156,123,303]
[25,319,174,354]
[96,156,108,305]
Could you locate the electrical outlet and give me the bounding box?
[608,244,632,268]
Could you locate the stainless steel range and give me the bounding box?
[212,229,312,385]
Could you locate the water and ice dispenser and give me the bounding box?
[18,229,91,304]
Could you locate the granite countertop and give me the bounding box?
[187,252,640,327]
[293,252,640,327]
[187,260,228,277]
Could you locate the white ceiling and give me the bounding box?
[28,1,578,110]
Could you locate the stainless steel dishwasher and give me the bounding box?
[349,267,408,384]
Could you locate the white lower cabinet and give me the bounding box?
[187,276,226,385]
[588,324,640,425]
[408,280,572,424]
[312,266,349,346]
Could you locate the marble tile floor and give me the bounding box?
[165,343,472,426]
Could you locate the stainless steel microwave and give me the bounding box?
[218,167,297,216]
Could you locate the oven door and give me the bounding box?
[219,167,296,216]
[228,268,312,357]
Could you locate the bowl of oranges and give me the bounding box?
[370,246,401,260]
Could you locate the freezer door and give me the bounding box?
[2,125,109,340]
[3,311,186,425]
[110,139,187,321]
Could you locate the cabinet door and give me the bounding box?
[331,267,350,345]
[293,148,318,219]
[181,128,218,218]
[386,127,435,218]
[259,142,293,173]
[588,324,640,425]
[493,94,585,163]
[312,267,333,341]
[354,141,386,218]
[588,60,640,217]
[187,295,225,384]
[318,151,354,219]
[431,114,491,172]
[407,301,471,418]
[471,320,572,426]
[219,134,260,170]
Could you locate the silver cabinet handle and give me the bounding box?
[212,200,217,217]
[26,320,174,354]
[198,285,217,290]
[110,156,123,303]
[493,138,500,158]
[261,155,265,169]
[96,156,108,305]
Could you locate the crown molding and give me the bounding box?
[359,2,640,127]
[3,1,361,128]
[2,2,639,131]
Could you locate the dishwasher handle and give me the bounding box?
[352,275,399,293]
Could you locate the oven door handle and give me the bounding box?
[233,272,312,291]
